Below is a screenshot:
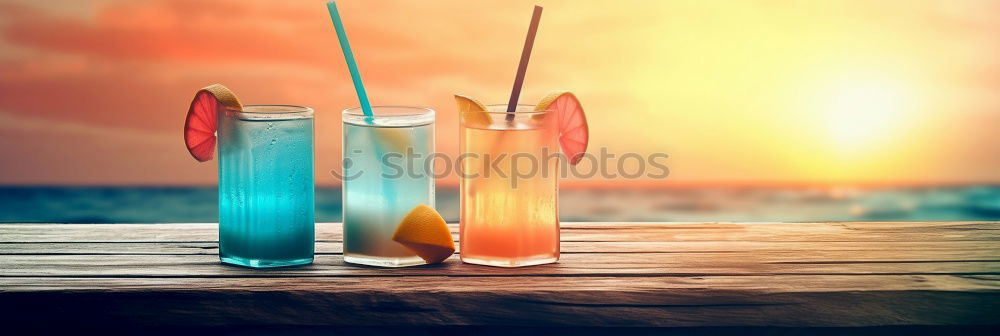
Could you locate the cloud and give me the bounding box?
[0,110,172,143]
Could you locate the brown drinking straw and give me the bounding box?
[506,5,543,120]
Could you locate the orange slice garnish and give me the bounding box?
[536,91,589,165]
[183,84,242,162]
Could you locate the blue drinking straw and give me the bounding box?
[326,1,397,202]
[327,1,373,122]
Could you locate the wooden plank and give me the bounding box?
[1,275,997,327]
[3,240,999,255]
[1,222,998,243]
[2,254,998,278]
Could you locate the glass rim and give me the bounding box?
[342,105,435,117]
[228,104,314,115]
[482,104,551,115]
[225,104,314,120]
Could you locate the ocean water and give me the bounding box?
[0,185,998,223]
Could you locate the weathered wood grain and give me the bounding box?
[0,222,998,328]
[1,222,997,243]
[5,274,999,292]
[3,240,999,256]
[1,275,999,327]
[2,254,998,277]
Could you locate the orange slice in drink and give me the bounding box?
[454,94,491,128]
[392,204,455,264]
[184,84,242,162]
[536,91,589,165]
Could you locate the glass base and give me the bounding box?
[344,254,427,267]
[461,254,558,268]
[220,255,313,268]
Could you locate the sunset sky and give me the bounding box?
[0,0,998,186]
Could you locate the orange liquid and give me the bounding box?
[460,115,560,267]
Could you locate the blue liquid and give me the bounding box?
[342,122,434,267]
[218,113,314,268]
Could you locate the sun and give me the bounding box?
[822,76,913,153]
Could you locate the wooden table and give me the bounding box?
[1,222,998,332]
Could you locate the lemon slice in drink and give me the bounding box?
[373,127,412,156]
[454,95,490,128]
[392,204,455,264]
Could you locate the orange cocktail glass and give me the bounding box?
[459,104,560,267]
